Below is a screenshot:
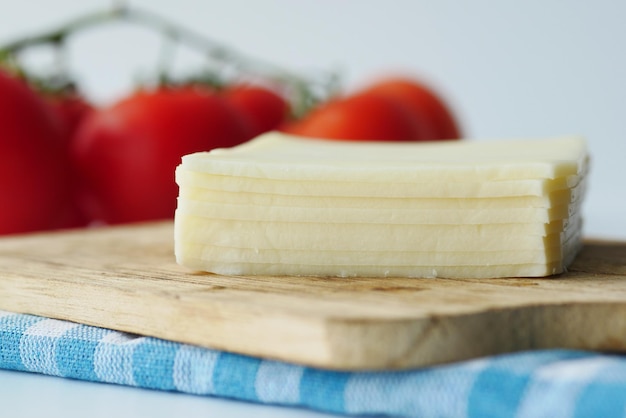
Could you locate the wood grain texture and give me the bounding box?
[0,221,625,370]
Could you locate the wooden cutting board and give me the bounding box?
[0,221,625,371]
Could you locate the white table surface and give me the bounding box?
[0,369,338,418]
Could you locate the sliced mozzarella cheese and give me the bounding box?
[174,133,589,278]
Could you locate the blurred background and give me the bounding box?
[1,0,624,238]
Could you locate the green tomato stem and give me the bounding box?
[0,5,340,117]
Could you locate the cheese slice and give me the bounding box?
[178,184,584,209]
[181,133,588,181]
[174,133,589,279]
[175,214,582,252]
[175,256,580,279]
[176,200,580,224]
[176,167,586,198]
[178,231,581,267]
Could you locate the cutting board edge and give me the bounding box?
[4,294,626,371]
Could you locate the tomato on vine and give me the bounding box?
[0,6,463,232]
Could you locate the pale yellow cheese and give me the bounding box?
[178,232,581,267]
[175,257,580,279]
[178,184,584,209]
[181,133,587,181]
[176,167,586,198]
[174,133,589,279]
[176,200,580,224]
[175,215,582,252]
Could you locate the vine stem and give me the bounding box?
[0,5,340,117]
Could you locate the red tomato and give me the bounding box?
[0,70,74,235]
[43,93,95,229]
[72,86,252,224]
[46,93,95,146]
[282,92,421,141]
[221,84,289,139]
[363,76,462,140]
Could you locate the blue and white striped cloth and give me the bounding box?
[2,309,626,417]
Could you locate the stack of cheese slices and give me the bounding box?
[175,132,589,279]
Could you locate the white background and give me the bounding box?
[1,1,625,416]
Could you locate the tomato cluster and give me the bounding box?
[0,70,461,235]
[0,71,289,233]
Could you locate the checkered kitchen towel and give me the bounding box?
[1,310,625,418]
